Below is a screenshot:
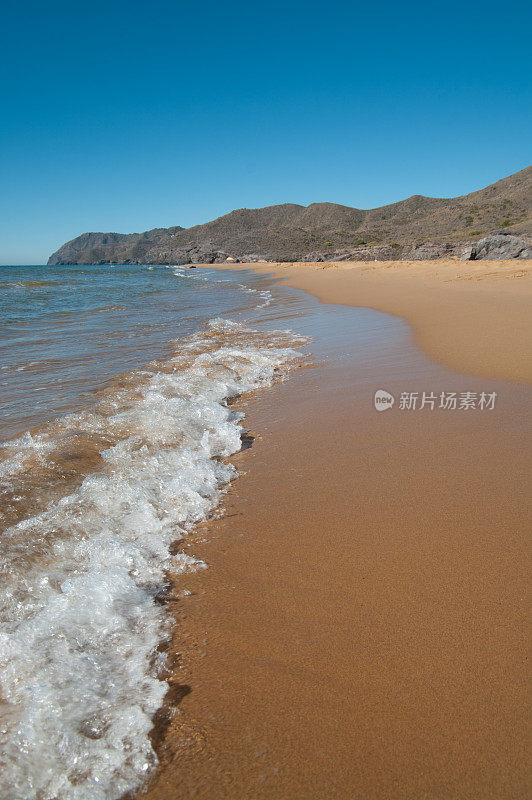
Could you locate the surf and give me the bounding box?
[0,318,306,800]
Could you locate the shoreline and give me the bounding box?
[138,274,531,800]
[197,259,532,385]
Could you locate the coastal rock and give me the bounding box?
[460,245,475,261]
[239,253,266,262]
[150,243,232,265]
[406,242,460,260]
[469,233,532,260]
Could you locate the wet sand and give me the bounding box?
[138,266,531,800]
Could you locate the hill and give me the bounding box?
[48,166,532,264]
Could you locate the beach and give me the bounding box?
[0,265,301,799]
[4,0,531,795]
[209,259,532,384]
[138,260,531,800]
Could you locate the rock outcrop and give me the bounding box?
[468,232,532,260]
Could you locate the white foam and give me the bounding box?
[234,282,272,309]
[168,265,207,282]
[0,319,305,800]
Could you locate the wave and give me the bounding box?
[7,280,57,288]
[0,319,306,800]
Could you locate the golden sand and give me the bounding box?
[137,260,531,799]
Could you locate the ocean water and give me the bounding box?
[0,264,306,800]
[0,264,273,441]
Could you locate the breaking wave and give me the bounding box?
[0,319,306,800]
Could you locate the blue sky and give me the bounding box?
[1,0,530,264]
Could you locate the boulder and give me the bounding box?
[469,233,532,260]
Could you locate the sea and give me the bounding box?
[0,263,307,800]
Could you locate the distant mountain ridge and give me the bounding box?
[49,167,532,264]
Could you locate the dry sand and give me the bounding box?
[138,260,531,800]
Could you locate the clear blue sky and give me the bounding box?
[1,0,530,264]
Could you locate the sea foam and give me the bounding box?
[0,319,305,800]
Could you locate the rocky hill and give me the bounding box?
[49,166,532,264]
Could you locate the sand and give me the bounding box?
[137,261,531,800]
[205,259,532,385]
